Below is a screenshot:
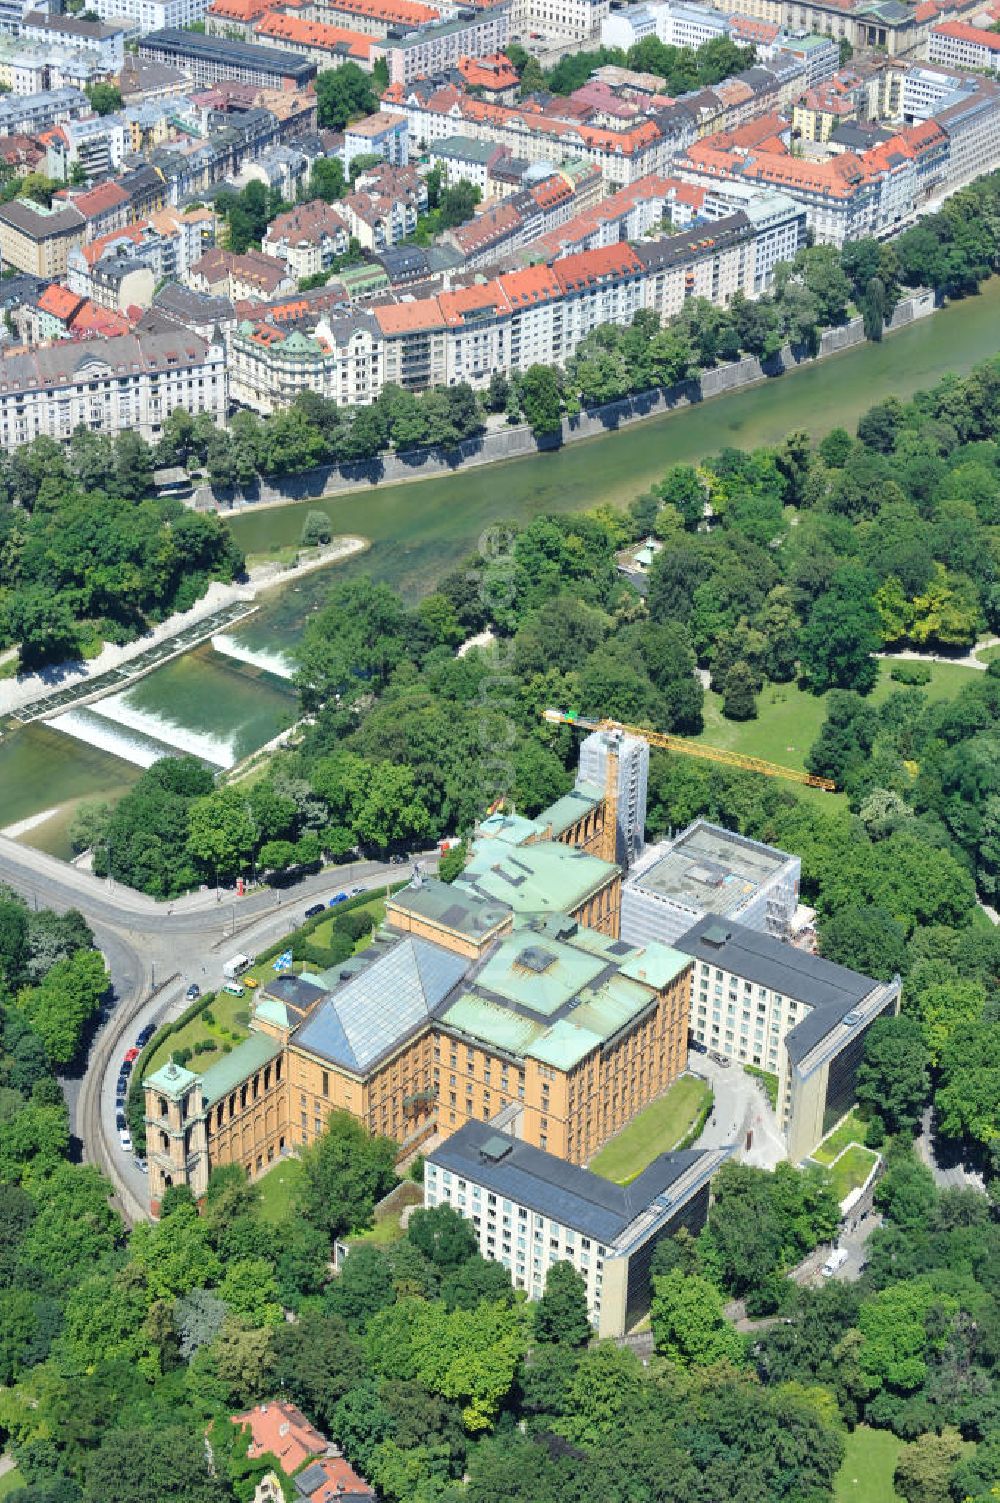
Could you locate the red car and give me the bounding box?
[122,1047,140,1064]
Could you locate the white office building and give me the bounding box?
[621,819,801,949]
[425,1121,728,1336]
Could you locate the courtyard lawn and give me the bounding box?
[813,1110,870,1166]
[692,659,979,788]
[835,1427,903,1503]
[255,1156,303,1225]
[310,896,387,952]
[589,1076,712,1184]
[145,986,251,1078]
[829,1144,880,1202]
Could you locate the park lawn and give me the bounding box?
[589,1076,712,1184]
[975,642,1000,663]
[256,1156,304,1225]
[145,987,251,1077]
[0,1465,26,1499]
[813,1110,869,1166]
[692,660,979,780]
[835,1426,903,1503]
[829,1144,879,1201]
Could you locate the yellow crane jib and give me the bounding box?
[541,708,836,792]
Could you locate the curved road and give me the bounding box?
[0,835,433,1222]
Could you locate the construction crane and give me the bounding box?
[541,709,837,792]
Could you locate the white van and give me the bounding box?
[222,953,254,980]
[222,981,245,998]
[822,1247,849,1277]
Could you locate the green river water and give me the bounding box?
[5,281,1000,859]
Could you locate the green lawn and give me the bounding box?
[813,1110,869,1166]
[255,1156,303,1225]
[589,1076,712,1184]
[0,1465,26,1499]
[145,986,252,1078]
[829,1144,879,1202]
[975,642,1000,663]
[692,659,979,788]
[835,1426,903,1503]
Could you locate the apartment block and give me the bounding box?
[21,10,127,67]
[374,4,510,84]
[229,310,382,412]
[0,328,226,449]
[253,11,378,69]
[602,0,732,52]
[513,0,607,40]
[343,109,408,171]
[674,918,901,1161]
[0,196,85,276]
[262,199,350,277]
[318,0,441,37]
[426,1122,728,1335]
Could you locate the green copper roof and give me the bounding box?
[252,996,290,1030]
[537,781,603,839]
[199,1031,282,1109]
[476,812,547,846]
[144,1059,198,1097]
[388,877,511,938]
[437,925,675,1072]
[619,942,691,991]
[457,839,617,918]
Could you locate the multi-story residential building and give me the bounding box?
[262,199,350,277]
[90,0,212,32]
[21,10,127,68]
[512,0,607,41]
[0,327,226,449]
[337,161,426,247]
[929,18,1000,72]
[374,4,510,84]
[189,245,295,298]
[454,50,520,100]
[253,11,378,69]
[56,180,132,238]
[775,29,838,87]
[935,77,1000,191]
[0,86,86,135]
[0,196,85,275]
[229,309,382,411]
[205,0,278,37]
[382,79,679,186]
[317,0,441,37]
[425,1122,728,1335]
[67,206,215,303]
[621,820,801,950]
[429,132,507,190]
[139,27,317,87]
[674,918,901,1161]
[343,109,408,172]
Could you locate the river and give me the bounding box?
[5,280,1000,859]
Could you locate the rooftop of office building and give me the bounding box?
[626,819,795,916]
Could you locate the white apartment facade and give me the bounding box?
[90,0,210,32]
[513,0,608,43]
[375,5,510,85]
[929,21,1000,75]
[229,314,383,413]
[0,330,226,448]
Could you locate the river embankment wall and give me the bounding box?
[198,291,936,514]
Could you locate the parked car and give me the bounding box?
[123,1046,140,1064]
[119,1129,133,1153]
[115,1095,126,1112]
[185,984,201,1002]
[115,1113,127,1131]
[348,887,364,897]
[243,975,259,989]
[134,1157,148,1174]
[328,892,348,907]
[136,1024,156,1046]
[688,1038,708,1054]
[222,982,245,997]
[708,1051,731,1068]
[304,902,325,919]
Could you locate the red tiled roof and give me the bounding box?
[255,10,375,57]
[231,1404,327,1477]
[438,278,508,324]
[456,51,518,91]
[932,17,1000,45]
[552,242,644,293]
[328,0,438,22]
[72,181,130,218]
[374,297,445,334]
[37,283,84,320]
[499,262,561,306]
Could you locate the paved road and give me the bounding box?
[916,1107,986,1194]
[0,835,435,1222]
[687,1053,787,1169]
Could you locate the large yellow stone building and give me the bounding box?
[144,861,692,1216]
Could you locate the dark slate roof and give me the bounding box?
[675,916,880,1064]
[428,1119,710,1243]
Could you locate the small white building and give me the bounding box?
[425,1121,728,1336]
[343,110,408,174]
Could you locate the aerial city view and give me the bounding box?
[1,0,1000,1494]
